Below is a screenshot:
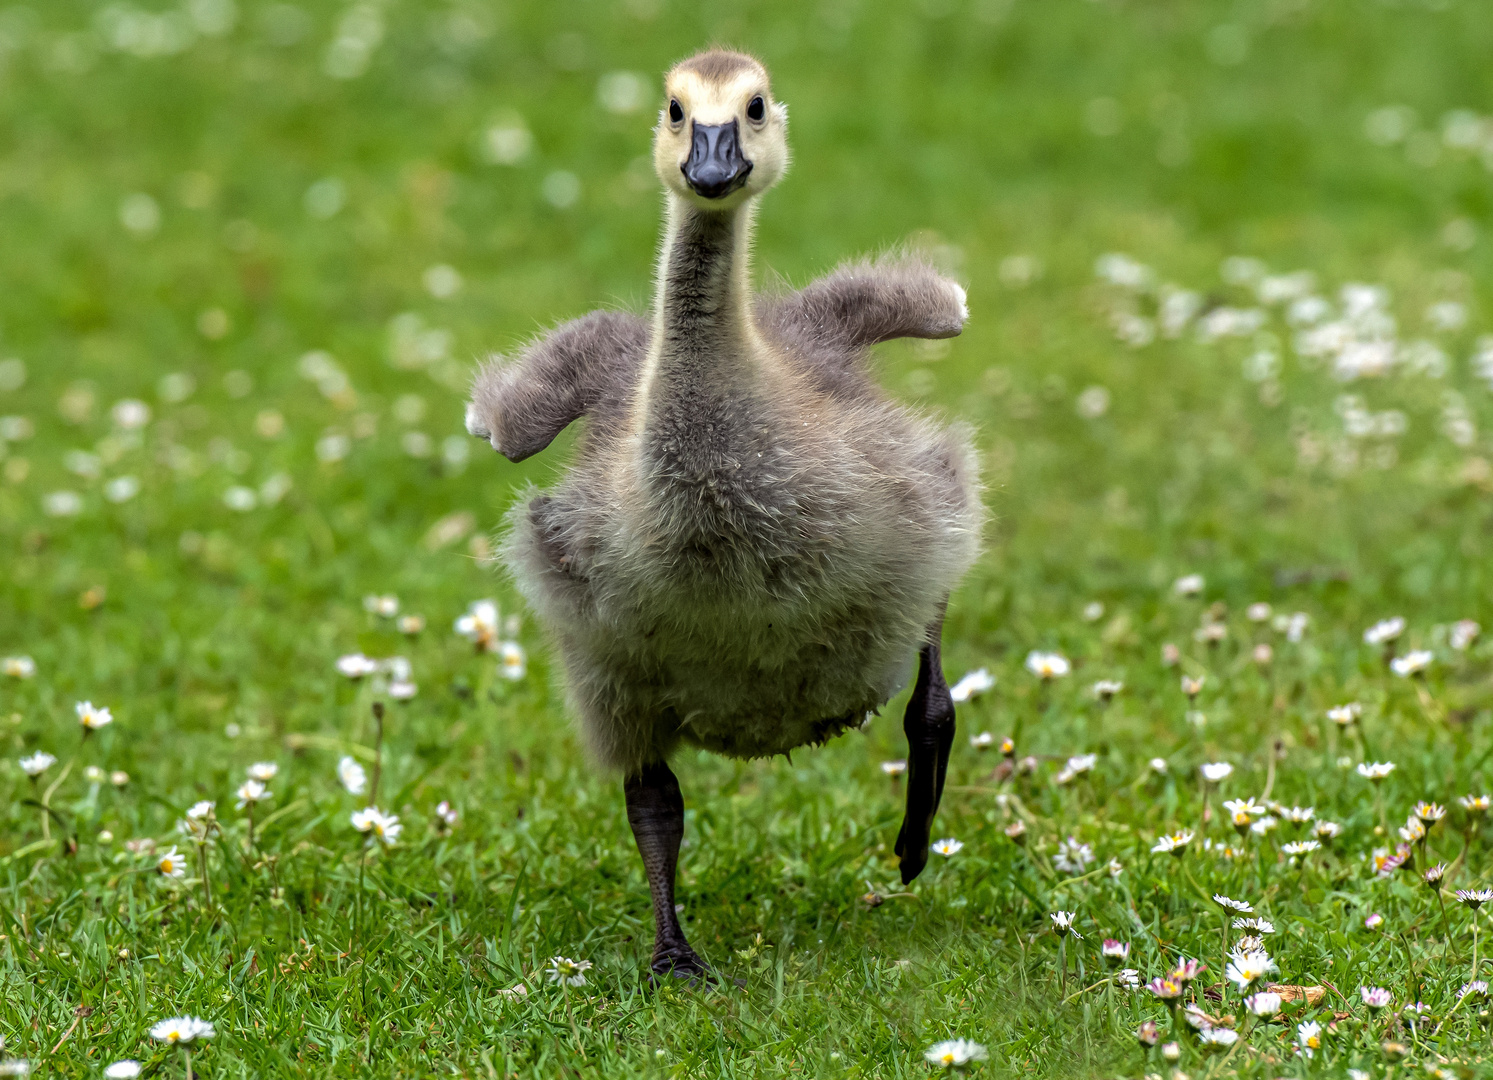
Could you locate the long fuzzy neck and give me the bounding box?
[637,195,761,415]
[659,195,754,336]
[629,194,770,484]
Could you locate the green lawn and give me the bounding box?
[3,0,1493,1076]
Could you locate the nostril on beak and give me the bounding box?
[682,120,753,199]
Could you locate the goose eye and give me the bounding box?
[746,96,765,122]
[668,99,684,124]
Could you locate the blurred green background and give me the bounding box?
[3,0,1493,1076]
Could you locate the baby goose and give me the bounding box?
[466,49,981,982]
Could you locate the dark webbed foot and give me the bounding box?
[626,760,729,990]
[650,942,715,986]
[894,609,955,885]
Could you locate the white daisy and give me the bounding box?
[338,756,367,795]
[350,806,401,846]
[1225,950,1273,991]
[1024,651,1070,679]
[1173,573,1204,596]
[1390,650,1433,677]
[455,599,500,652]
[1092,678,1124,700]
[924,1040,988,1070]
[498,641,527,680]
[1450,620,1481,651]
[335,653,378,679]
[1245,991,1281,1016]
[1151,830,1193,855]
[235,780,268,808]
[156,847,187,879]
[2,656,36,679]
[948,668,995,703]
[19,752,56,777]
[1053,836,1094,874]
[1296,1019,1322,1058]
[75,701,113,731]
[1197,1026,1238,1049]
[1327,702,1362,726]
[545,955,592,987]
[149,1016,214,1044]
[362,594,399,617]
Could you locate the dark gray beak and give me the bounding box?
[681,120,753,199]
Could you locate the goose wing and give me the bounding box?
[758,253,966,353]
[466,309,650,462]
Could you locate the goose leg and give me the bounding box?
[894,611,955,885]
[624,759,711,984]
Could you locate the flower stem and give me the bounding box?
[1221,915,1231,995]
[1059,937,1067,999]
[39,755,77,842]
[198,841,214,910]
[1473,916,1480,986]
[369,701,385,809]
[562,983,586,1057]
[357,841,369,1013]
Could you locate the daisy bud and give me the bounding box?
[1360,986,1392,1011]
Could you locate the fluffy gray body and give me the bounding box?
[468,206,981,775]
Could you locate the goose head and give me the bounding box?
[654,50,789,210]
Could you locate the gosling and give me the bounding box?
[466,49,981,983]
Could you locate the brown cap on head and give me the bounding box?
[669,49,769,91]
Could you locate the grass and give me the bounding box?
[3,0,1493,1076]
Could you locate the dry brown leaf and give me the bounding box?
[1267,983,1326,1005]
